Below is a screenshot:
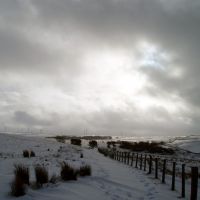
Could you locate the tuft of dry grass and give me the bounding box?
[11,164,29,197]
[14,164,29,185]
[89,140,98,148]
[30,150,35,157]
[23,150,29,158]
[60,162,78,181]
[35,166,49,186]
[10,177,26,197]
[79,165,91,176]
[71,138,81,146]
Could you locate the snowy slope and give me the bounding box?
[0,133,197,200]
[169,136,200,153]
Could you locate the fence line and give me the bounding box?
[113,151,198,200]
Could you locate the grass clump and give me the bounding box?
[35,166,49,186]
[71,138,81,146]
[79,165,91,176]
[60,162,78,181]
[98,148,114,159]
[119,141,174,154]
[10,177,26,197]
[30,150,35,157]
[98,148,109,156]
[55,136,66,143]
[89,140,98,148]
[23,150,29,158]
[10,164,29,197]
[14,164,30,185]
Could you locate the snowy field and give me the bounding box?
[0,133,199,200]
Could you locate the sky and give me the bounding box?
[0,0,200,136]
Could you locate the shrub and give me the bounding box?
[10,177,26,197]
[30,151,35,157]
[98,148,109,156]
[107,141,117,148]
[79,165,91,176]
[119,141,174,154]
[35,166,49,186]
[60,162,78,181]
[14,164,29,185]
[23,150,29,158]
[89,140,98,148]
[55,136,66,143]
[71,138,81,146]
[98,148,114,158]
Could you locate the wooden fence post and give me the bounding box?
[135,153,138,168]
[144,155,147,171]
[121,152,124,162]
[124,152,127,164]
[140,154,143,170]
[162,159,166,183]
[127,152,130,165]
[131,153,134,166]
[155,157,158,179]
[190,167,198,200]
[171,162,176,191]
[181,164,185,198]
[148,155,152,174]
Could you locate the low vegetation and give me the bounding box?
[48,135,112,141]
[23,150,29,158]
[23,150,36,158]
[89,140,98,148]
[79,165,92,176]
[54,135,66,143]
[10,177,26,197]
[107,141,117,148]
[30,150,36,157]
[14,164,30,185]
[98,147,114,158]
[35,166,49,186]
[71,138,82,146]
[61,162,78,181]
[119,141,174,154]
[10,164,29,197]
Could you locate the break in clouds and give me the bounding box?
[0,0,200,136]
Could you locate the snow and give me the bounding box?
[169,136,200,153]
[0,133,199,200]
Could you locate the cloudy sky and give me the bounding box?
[0,0,200,136]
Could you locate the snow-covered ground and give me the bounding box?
[0,133,199,200]
[168,136,200,153]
